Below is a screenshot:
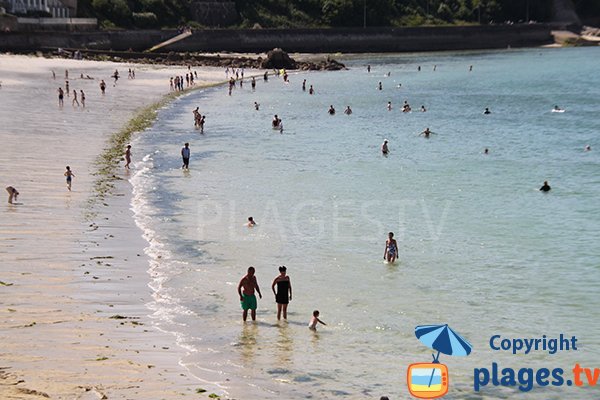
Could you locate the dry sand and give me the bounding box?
[0,54,230,399]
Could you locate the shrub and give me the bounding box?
[133,11,158,28]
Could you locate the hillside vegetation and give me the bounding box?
[76,0,597,29]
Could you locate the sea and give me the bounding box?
[129,47,600,399]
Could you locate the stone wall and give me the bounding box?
[0,24,553,53]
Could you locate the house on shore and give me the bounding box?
[3,0,75,18]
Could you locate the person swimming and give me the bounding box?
[246,216,256,227]
[328,105,335,115]
[539,181,551,192]
[344,106,352,115]
[484,107,491,114]
[272,114,281,128]
[419,128,435,138]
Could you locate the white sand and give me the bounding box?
[0,54,229,398]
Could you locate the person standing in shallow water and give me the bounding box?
[64,166,75,191]
[57,87,64,107]
[383,232,398,263]
[272,266,292,320]
[125,145,132,169]
[238,266,262,322]
[181,143,190,169]
[381,139,389,155]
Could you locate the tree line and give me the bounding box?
[75,0,598,29]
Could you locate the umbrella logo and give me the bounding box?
[407,324,473,399]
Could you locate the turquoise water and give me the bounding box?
[131,47,600,399]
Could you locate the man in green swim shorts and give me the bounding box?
[237,266,262,322]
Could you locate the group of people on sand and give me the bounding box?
[237,265,326,331]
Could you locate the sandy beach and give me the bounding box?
[0,54,229,399]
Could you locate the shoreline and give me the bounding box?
[0,54,237,399]
[0,24,555,54]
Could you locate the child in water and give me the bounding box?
[309,310,326,330]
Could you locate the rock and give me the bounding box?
[260,48,297,70]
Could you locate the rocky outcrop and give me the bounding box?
[260,48,297,69]
[298,57,346,71]
[39,47,346,71]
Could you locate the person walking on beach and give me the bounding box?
[65,81,69,96]
[100,79,106,95]
[308,310,326,331]
[181,143,190,169]
[6,186,19,204]
[72,89,79,107]
[383,232,398,263]
[80,90,86,108]
[125,145,132,169]
[64,166,75,191]
[272,266,292,320]
[238,266,262,322]
[57,87,64,107]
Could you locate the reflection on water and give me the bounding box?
[276,321,294,365]
[238,323,258,367]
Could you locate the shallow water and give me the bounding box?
[131,47,600,399]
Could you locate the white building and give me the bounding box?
[5,0,75,18]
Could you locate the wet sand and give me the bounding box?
[0,54,229,398]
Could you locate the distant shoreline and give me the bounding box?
[0,24,555,56]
